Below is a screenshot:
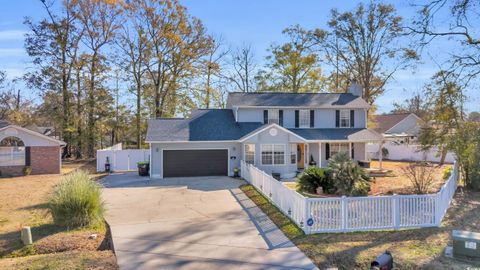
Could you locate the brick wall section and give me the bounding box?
[0,165,24,176]
[30,146,61,174]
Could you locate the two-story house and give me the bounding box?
[146,85,383,179]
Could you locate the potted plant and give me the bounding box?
[233,167,240,178]
[137,161,149,176]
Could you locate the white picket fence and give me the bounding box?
[241,161,459,234]
[96,147,150,172]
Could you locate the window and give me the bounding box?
[299,110,310,128]
[274,144,285,165]
[244,144,255,164]
[261,144,285,165]
[268,109,279,124]
[330,143,350,158]
[0,136,25,166]
[340,110,350,127]
[290,144,297,164]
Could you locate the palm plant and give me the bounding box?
[328,152,370,196]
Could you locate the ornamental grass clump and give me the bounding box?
[49,170,104,228]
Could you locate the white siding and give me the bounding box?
[236,108,367,128]
[0,127,60,146]
[387,114,421,135]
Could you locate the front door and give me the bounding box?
[297,144,304,169]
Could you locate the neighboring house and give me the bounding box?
[373,113,424,144]
[0,121,66,175]
[145,85,383,179]
[26,124,61,140]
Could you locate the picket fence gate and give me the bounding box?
[240,161,458,234]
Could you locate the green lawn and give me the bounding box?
[240,184,480,270]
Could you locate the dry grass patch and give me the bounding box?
[0,250,117,270]
[241,184,480,269]
[369,160,451,195]
[0,160,116,269]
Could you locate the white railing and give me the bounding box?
[241,161,459,234]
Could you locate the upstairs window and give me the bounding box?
[340,110,350,127]
[268,109,279,124]
[299,110,310,128]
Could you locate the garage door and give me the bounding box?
[163,149,228,177]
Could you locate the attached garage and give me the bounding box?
[163,149,228,177]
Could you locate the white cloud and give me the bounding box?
[0,30,27,41]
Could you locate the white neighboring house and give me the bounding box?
[367,113,455,163]
[373,113,424,144]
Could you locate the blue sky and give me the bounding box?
[0,0,478,113]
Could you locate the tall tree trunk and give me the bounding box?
[75,67,83,159]
[87,52,97,158]
[136,80,141,148]
[205,65,211,108]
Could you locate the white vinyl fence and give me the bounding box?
[241,161,459,234]
[366,142,455,163]
[96,146,149,172]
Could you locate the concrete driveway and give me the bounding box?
[101,173,317,270]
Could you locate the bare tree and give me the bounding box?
[402,162,436,194]
[410,0,480,84]
[229,44,257,92]
[202,34,229,108]
[317,2,418,104]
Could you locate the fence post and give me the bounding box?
[393,194,400,229]
[341,196,347,232]
[304,198,310,234]
[435,191,443,227]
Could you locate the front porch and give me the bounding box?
[238,124,382,179]
[242,141,370,180]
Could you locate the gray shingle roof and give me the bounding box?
[0,120,11,129]
[373,113,412,134]
[146,109,262,142]
[289,128,383,141]
[226,92,369,108]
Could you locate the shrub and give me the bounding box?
[137,161,149,166]
[297,166,334,194]
[49,170,104,228]
[402,163,436,194]
[442,166,453,180]
[328,152,370,196]
[22,166,32,176]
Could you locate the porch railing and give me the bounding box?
[241,161,459,234]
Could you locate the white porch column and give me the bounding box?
[349,142,352,159]
[318,142,322,167]
[378,141,383,170]
[305,144,309,167]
